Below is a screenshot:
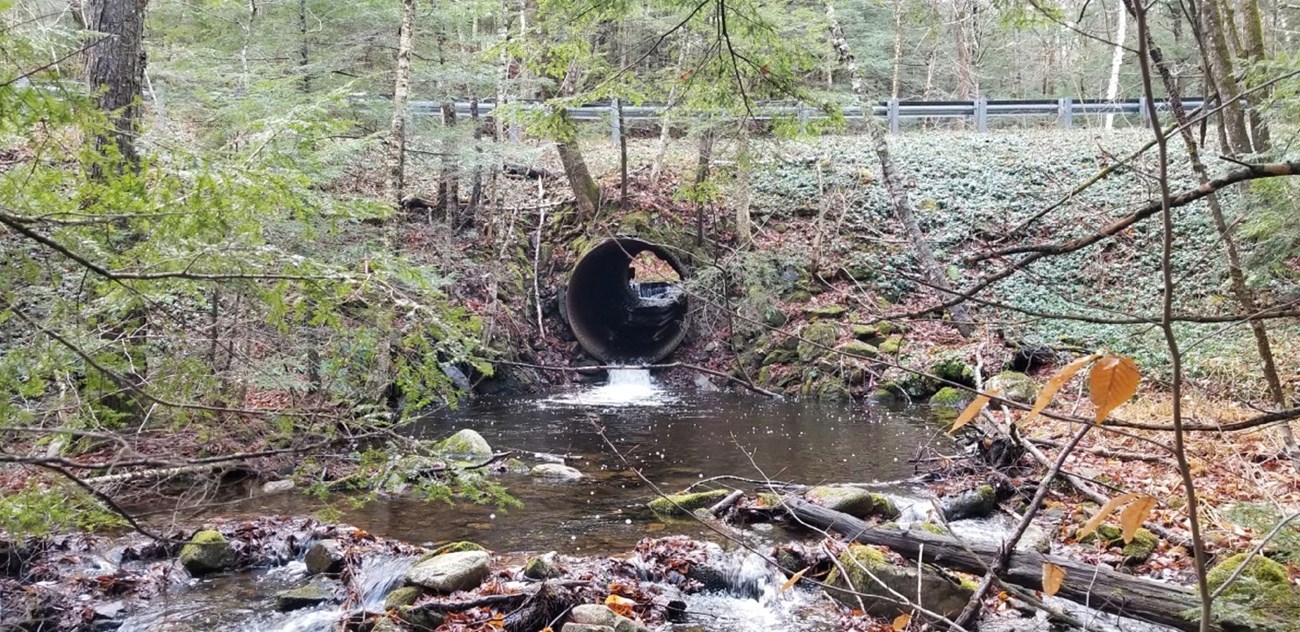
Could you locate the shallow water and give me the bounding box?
[230,373,951,554]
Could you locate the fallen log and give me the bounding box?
[782,497,1218,632]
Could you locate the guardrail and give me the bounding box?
[407,97,1204,142]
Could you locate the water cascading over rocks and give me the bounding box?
[565,238,689,363]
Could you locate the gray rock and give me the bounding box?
[570,604,619,627]
[440,362,473,392]
[988,371,1039,405]
[523,551,562,580]
[275,580,336,611]
[304,539,344,575]
[261,479,295,494]
[405,550,491,594]
[438,429,492,459]
[561,624,614,632]
[179,530,233,576]
[384,586,424,610]
[531,463,583,480]
[826,544,972,619]
[806,486,898,519]
[614,616,649,632]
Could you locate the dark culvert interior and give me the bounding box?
[565,238,689,363]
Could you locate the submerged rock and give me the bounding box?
[806,486,899,520]
[647,489,731,516]
[304,539,344,575]
[531,463,583,480]
[405,550,491,594]
[179,530,233,576]
[275,579,336,611]
[438,429,493,459]
[825,544,973,619]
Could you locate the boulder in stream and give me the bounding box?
[647,489,731,516]
[569,604,650,632]
[531,463,583,480]
[438,429,493,459]
[274,579,337,611]
[383,585,424,609]
[179,530,233,576]
[825,544,973,619]
[523,551,563,579]
[806,486,899,520]
[405,550,491,594]
[304,538,344,575]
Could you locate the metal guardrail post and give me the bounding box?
[610,99,621,148]
[975,97,988,132]
[1059,97,1074,130]
[797,102,808,134]
[888,98,900,134]
[1138,96,1149,128]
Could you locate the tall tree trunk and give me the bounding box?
[298,0,310,92]
[650,42,688,185]
[467,98,483,227]
[385,0,416,206]
[890,0,903,100]
[495,0,508,143]
[617,98,628,208]
[953,0,978,102]
[555,112,599,220]
[826,3,975,338]
[1198,0,1253,154]
[734,128,752,248]
[1104,4,1128,130]
[1239,0,1271,151]
[84,0,149,170]
[441,102,463,228]
[1133,8,1299,460]
[693,130,713,246]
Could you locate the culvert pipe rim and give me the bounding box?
[565,238,689,363]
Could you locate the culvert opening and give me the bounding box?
[566,238,689,363]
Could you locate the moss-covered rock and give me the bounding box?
[929,387,972,408]
[987,371,1039,405]
[876,321,903,335]
[802,304,847,319]
[438,429,492,459]
[417,541,487,564]
[1204,553,1300,631]
[384,586,424,610]
[523,552,562,579]
[762,349,798,366]
[1075,524,1159,562]
[275,580,336,611]
[756,492,783,508]
[836,340,878,359]
[396,604,446,631]
[647,489,731,516]
[762,306,789,327]
[179,530,233,576]
[797,322,839,362]
[784,289,812,303]
[806,486,899,520]
[825,544,972,618]
[850,324,877,340]
[930,357,976,387]
[878,336,903,355]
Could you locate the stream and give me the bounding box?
[116,371,964,631]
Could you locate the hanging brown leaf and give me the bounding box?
[1025,353,1098,423]
[892,613,912,630]
[1042,562,1066,597]
[1078,492,1139,539]
[949,388,999,434]
[1088,354,1141,423]
[780,566,810,594]
[1119,494,1157,543]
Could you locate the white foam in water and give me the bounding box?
[542,368,676,408]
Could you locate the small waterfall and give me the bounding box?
[354,554,415,610]
[543,367,674,407]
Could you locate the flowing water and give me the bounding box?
[121,371,959,631]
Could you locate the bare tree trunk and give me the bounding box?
[385,0,416,206]
[441,102,463,228]
[617,98,628,208]
[827,3,975,338]
[734,128,752,248]
[650,42,688,185]
[693,130,714,245]
[298,0,310,92]
[84,0,149,170]
[1198,0,1253,154]
[467,98,483,226]
[1134,9,1299,460]
[555,112,599,220]
[1239,0,1271,151]
[890,0,903,100]
[495,0,508,143]
[953,0,979,102]
[1103,4,1128,130]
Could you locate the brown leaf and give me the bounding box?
[1088,354,1141,423]
[780,566,809,594]
[1026,353,1098,424]
[1119,494,1157,543]
[1042,562,1066,597]
[605,594,636,617]
[892,613,912,630]
[949,388,999,434]
[1078,492,1139,539]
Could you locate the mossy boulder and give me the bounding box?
[523,552,562,580]
[405,550,491,594]
[647,489,731,516]
[179,530,233,576]
[878,336,903,355]
[940,484,999,521]
[850,324,877,340]
[384,586,424,610]
[797,322,839,362]
[929,386,972,408]
[418,541,487,563]
[825,544,972,619]
[802,304,847,320]
[1075,524,1159,562]
[619,211,653,234]
[987,371,1039,405]
[816,380,851,401]
[275,579,336,612]
[762,349,798,366]
[876,321,903,335]
[1204,553,1300,631]
[438,429,492,459]
[806,486,899,520]
[836,340,878,359]
[930,357,976,387]
[762,306,789,327]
